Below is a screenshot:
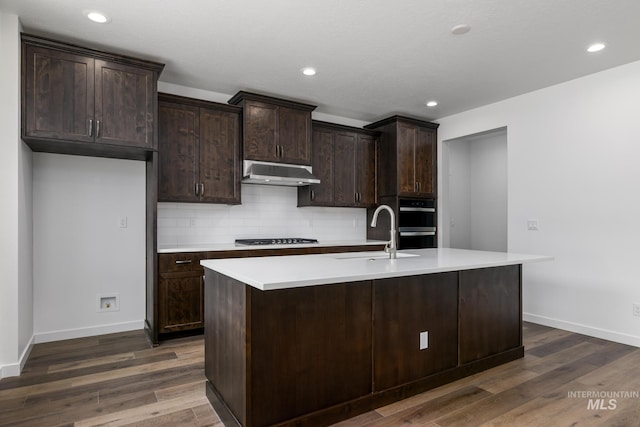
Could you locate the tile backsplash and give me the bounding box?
[158,184,367,246]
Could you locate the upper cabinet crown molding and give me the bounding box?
[21,33,165,72]
[21,33,164,160]
[228,91,317,112]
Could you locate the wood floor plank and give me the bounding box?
[1,322,638,426]
[367,386,493,427]
[47,352,137,373]
[74,396,210,427]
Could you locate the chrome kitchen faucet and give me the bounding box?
[370,204,397,259]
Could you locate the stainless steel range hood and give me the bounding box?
[241,160,320,186]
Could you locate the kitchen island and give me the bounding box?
[201,248,551,427]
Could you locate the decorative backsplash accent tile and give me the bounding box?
[157,184,366,246]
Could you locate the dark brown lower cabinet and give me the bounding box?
[203,264,524,427]
[158,272,204,333]
[459,265,522,364]
[373,273,458,391]
[205,275,372,427]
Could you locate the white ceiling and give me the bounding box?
[3,0,639,122]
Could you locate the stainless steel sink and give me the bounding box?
[333,251,419,260]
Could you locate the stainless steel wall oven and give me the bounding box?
[398,198,437,249]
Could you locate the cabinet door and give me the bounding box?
[24,45,95,143]
[397,122,418,195]
[459,265,522,364]
[415,127,436,197]
[94,60,155,148]
[333,131,357,206]
[158,101,199,202]
[279,106,311,165]
[355,134,376,206]
[305,127,334,205]
[243,100,278,161]
[199,107,241,204]
[373,273,458,391]
[158,272,204,333]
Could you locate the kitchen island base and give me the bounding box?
[204,263,524,427]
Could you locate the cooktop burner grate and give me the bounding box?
[235,238,319,246]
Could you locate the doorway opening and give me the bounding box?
[441,127,507,251]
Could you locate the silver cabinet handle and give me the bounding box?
[310,189,315,201]
[195,183,199,196]
[175,259,193,264]
[96,120,100,138]
[200,183,205,196]
[88,119,93,136]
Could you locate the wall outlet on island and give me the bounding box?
[633,303,640,317]
[527,219,539,231]
[419,331,429,350]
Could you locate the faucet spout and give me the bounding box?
[370,204,397,259]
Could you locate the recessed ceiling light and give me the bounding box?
[85,11,110,24]
[426,101,438,107]
[301,67,317,76]
[451,24,471,35]
[587,43,605,53]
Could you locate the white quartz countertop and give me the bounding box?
[200,248,553,291]
[158,239,387,254]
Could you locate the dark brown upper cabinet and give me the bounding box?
[158,93,241,204]
[21,34,164,160]
[365,116,439,199]
[299,121,378,208]
[228,91,316,165]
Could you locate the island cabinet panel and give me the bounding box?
[204,273,249,426]
[459,265,522,364]
[249,281,373,426]
[204,273,373,427]
[373,273,458,391]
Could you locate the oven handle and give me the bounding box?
[400,231,436,237]
[399,207,435,212]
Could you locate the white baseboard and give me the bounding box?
[33,320,145,344]
[524,313,640,348]
[0,335,34,379]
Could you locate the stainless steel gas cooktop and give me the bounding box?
[234,238,319,246]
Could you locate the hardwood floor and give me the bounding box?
[1,322,638,426]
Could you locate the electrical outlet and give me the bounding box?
[419,331,429,350]
[118,216,128,228]
[633,303,640,317]
[527,219,539,231]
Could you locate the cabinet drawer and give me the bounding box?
[158,252,207,273]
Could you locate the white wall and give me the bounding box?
[437,60,640,347]
[156,82,368,247]
[443,129,507,252]
[0,12,33,379]
[158,185,366,247]
[444,139,471,248]
[33,154,146,342]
